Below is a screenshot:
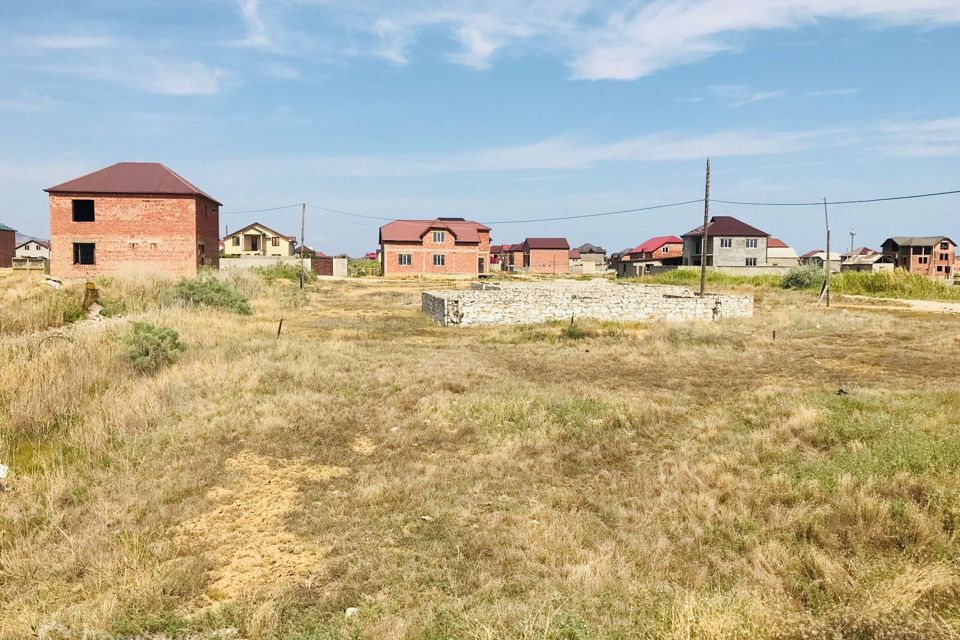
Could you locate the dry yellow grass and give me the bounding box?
[1,270,960,639]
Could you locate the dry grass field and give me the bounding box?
[2,269,960,639]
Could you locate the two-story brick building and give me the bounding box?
[45,162,221,278]
[519,238,570,274]
[682,216,769,267]
[616,235,683,277]
[881,236,956,279]
[379,218,491,277]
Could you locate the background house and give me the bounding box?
[799,250,842,271]
[840,253,895,273]
[379,218,491,277]
[682,216,769,268]
[521,237,570,274]
[573,243,607,274]
[766,238,800,267]
[15,238,50,259]
[0,223,15,268]
[568,249,583,272]
[617,235,683,278]
[881,236,956,279]
[45,162,220,278]
[223,222,296,257]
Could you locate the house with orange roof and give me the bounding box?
[378,217,491,277]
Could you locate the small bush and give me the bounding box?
[562,321,588,340]
[781,265,826,290]
[253,262,316,284]
[175,274,253,315]
[123,322,185,373]
[349,258,381,277]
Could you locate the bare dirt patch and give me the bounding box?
[174,452,349,607]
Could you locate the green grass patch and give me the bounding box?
[832,270,960,301]
[175,274,253,315]
[253,262,316,284]
[635,269,783,288]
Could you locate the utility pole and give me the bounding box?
[823,197,831,308]
[699,158,710,297]
[299,203,306,289]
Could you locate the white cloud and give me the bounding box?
[233,0,272,48]
[709,84,787,107]
[875,116,960,157]
[280,0,960,78]
[140,62,229,96]
[19,34,115,50]
[804,88,861,97]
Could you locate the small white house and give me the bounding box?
[15,239,50,259]
[223,222,296,257]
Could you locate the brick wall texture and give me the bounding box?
[49,193,220,278]
[0,229,14,268]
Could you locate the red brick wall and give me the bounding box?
[49,193,217,278]
[527,248,569,274]
[382,228,490,277]
[195,197,220,270]
[0,229,14,268]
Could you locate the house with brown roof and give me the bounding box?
[800,249,843,271]
[682,216,769,268]
[223,222,296,257]
[45,162,220,278]
[520,238,570,274]
[881,236,956,279]
[379,218,491,277]
[616,235,683,278]
[0,223,15,268]
[572,243,607,274]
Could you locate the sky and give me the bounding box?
[1,0,959,255]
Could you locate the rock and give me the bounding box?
[345,607,359,618]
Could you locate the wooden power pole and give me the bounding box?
[821,197,831,307]
[299,202,306,289]
[699,158,711,297]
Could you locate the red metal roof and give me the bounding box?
[568,249,582,259]
[379,219,490,244]
[489,244,503,253]
[524,237,569,250]
[45,162,221,205]
[629,235,682,254]
[767,237,788,248]
[682,215,769,238]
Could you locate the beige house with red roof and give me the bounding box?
[223,222,296,257]
[45,162,220,278]
[765,237,800,267]
[379,218,491,277]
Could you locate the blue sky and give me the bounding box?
[1,0,958,255]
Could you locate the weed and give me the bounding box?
[782,265,826,290]
[123,321,186,373]
[175,274,253,314]
[254,262,316,284]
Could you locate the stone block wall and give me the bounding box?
[422,280,752,326]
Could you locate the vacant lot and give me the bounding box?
[2,271,960,639]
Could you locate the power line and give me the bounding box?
[714,188,960,207]
[221,203,302,214]
[219,186,960,225]
[479,199,704,224]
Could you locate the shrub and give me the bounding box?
[781,265,826,290]
[253,262,316,284]
[349,258,381,277]
[123,322,185,373]
[174,274,253,315]
[562,321,588,340]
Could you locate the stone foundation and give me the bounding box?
[422,279,752,326]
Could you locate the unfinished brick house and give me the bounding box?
[0,223,14,268]
[45,162,221,278]
[519,238,570,274]
[616,235,683,278]
[379,218,491,277]
[881,236,956,279]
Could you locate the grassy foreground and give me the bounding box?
[2,270,960,639]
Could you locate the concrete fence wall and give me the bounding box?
[422,280,752,326]
[650,264,795,277]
